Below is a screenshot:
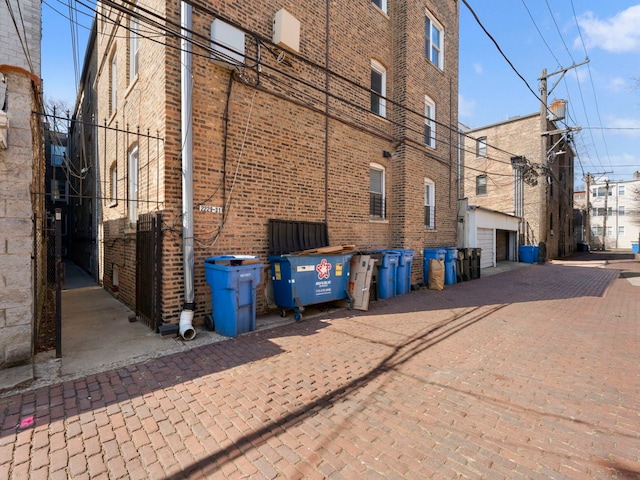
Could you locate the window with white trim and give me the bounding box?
[619,185,625,196]
[370,164,385,219]
[128,145,138,224]
[476,175,487,195]
[371,0,387,14]
[477,136,487,157]
[425,11,443,70]
[424,178,435,229]
[424,95,436,148]
[370,60,386,118]
[129,3,139,83]
[618,225,625,236]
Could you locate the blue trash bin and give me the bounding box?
[632,243,639,254]
[423,248,446,285]
[444,247,457,285]
[376,251,400,299]
[518,245,539,264]
[392,249,414,295]
[204,256,263,337]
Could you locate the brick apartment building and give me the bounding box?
[0,0,43,367]
[71,0,460,328]
[463,112,576,261]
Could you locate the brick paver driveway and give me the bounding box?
[2,254,639,479]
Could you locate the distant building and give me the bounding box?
[462,113,576,262]
[587,177,640,250]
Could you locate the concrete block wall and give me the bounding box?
[0,73,36,367]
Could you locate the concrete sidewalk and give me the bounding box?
[1,252,639,478]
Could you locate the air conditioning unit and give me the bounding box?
[273,9,300,53]
[211,19,245,68]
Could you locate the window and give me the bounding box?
[370,60,386,118]
[476,136,487,157]
[425,11,443,70]
[606,225,613,237]
[619,185,625,196]
[128,145,138,223]
[594,225,603,236]
[618,226,625,236]
[619,206,625,216]
[424,96,436,148]
[476,175,487,195]
[424,178,435,229]
[109,162,118,205]
[51,144,65,166]
[51,179,67,202]
[371,0,386,14]
[593,186,612,197]
[129,4,139,82]
[110,50,117,115]
[370,164,385,219]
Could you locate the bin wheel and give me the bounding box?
[204,314,214,332]
[280,309,287,318]
[294,310,302,321]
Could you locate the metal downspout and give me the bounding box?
[179,0,196,340]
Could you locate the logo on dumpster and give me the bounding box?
[316,259,332,279]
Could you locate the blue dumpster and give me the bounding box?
[392,249,414,295]
[376,251,400,299]
[444,247,457,285]
[518,245,539,264]
[204,256,263,337]
[423,248,446,285]
[269,253,353,320]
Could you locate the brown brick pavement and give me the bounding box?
[1,253,639,479]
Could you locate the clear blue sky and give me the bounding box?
[41,1,640,187]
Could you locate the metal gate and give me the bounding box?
[136,212,162,331]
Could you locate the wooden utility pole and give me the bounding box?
[538,60,589,258]
[584,173,593,247]
[602,179,610,250]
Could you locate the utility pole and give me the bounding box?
[538,60,589,258]
[602,179,610,250]
[584,173,593,247]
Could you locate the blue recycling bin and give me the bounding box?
[269,253,353,320]
[632,243,639,254]
[376,251,400,299]
[518,245,539,264]
[204,256,263,337]
[444,247,457,285]
[423,248,446,285]
[392,249,414,295]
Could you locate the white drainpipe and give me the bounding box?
[179,0,196,340]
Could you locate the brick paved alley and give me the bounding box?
[1,253,639,479]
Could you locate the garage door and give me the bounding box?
[478,228,494,269]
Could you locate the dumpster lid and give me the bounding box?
[205,255,261,266]
[269,219,329,255]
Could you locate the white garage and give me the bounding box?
[457,200,520,270]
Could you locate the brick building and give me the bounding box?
[0,0,43,367]
[72,0,460,328]
[463,113,575,261]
